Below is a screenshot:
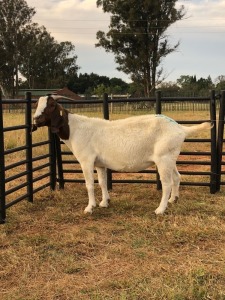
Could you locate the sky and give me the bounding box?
[25,0,225,84]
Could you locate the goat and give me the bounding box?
[32,95,212,215]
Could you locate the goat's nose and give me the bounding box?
[33,115,40,123]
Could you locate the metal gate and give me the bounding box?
[0,92,56,223]
[0,90,224,223]
[216,90,225,190]
[55,92,218,194]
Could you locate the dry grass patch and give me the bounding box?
[0,183,225,300]
[1,109,223,299]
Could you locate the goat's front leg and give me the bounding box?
[96,167,110,208]
[81,164,96,214]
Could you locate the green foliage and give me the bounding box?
[68,72,110,94]
[176,75,213,96]
[215,75,225,92]
[158,74,225,97]
[0,0,79,97]
[67,72,129,96]
[157,81,180,96]
[0,0,35,97]
[93,84,110,99]
[19,26,79,89]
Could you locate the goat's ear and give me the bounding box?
[50,106,64,133]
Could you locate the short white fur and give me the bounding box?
[33,97,48,119]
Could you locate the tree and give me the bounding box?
[214,75,225,91]
[158,81,180,96]
[93,84,110,99]
[110,77,129,94]
[68,72,109,94]
[197,76,213,95]
[177,75,213,96]
[0,39,11,97]
[0,0,35,97]
[0,0,79,96]
[96,0,185,96]
[19,24,79,89]
[67,72,129,96]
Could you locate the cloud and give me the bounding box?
[26,0,225,82]
[29,0,110,45]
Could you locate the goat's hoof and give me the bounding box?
[84,207,93,214]
[99,200,110,208]
[168,196,179,203]
[155,207,165,215]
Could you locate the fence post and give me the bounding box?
[216,90,225,191]
[25,92,34,202]
[156,90,162,115]
[103,93,112,190]
[155,91,162,190]
[48,130,57,190]
[209,90,218,193]
[54,135,64,189]
[0,91,6,223]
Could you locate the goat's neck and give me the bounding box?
[56,108,70,140]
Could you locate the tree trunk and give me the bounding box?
[0,83,8,98]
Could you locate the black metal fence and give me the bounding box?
[216,90,225,190]
[55,92,218,193]
[0,90,224,223]
[0,92,56,223]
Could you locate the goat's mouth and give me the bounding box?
[32,121,46,131]
[32,124,38,132]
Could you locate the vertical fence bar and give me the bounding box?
[54,134,64,189]
[156,90,162,115]
[155,91,162,190]
[217,90,225,191]
[103,93,112,190]
[25,92,34,202]
[0,91,6,223]
[48,130,57,190]
[209,90,218,193]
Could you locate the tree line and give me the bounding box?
[1,0,225,99]
[159,75,225,97]
[66,73,225,98]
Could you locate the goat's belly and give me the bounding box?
[115,162,155,172]
[94,157,154,172]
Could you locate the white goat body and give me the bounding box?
[33,96,212,215]
[65,114,192,172]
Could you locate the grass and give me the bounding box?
[1,109,225,299]
[0,184,225,299]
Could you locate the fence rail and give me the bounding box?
[0,90,224,223]
[1,98,220,114]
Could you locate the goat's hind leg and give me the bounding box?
[96,167,110,208]
[168,166,181,204]
[155,159,174,215]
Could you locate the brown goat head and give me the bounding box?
[33,95,70,139]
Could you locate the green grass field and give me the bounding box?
[1,109,225,299]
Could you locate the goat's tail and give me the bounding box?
[182,122,213,137]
